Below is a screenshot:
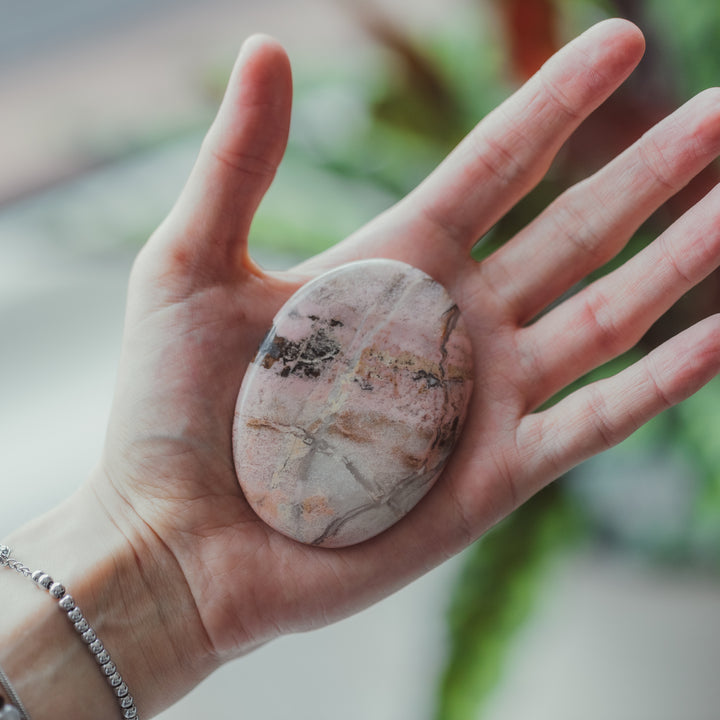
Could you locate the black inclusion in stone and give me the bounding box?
[259,326,341,379]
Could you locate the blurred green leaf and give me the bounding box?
[673,377,720,564]
[434,483,582,720]
[645,0,720,97]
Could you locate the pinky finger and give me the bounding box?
[517,315,720,491]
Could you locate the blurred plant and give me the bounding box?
[206,0,720,716]
[274,0,720,718]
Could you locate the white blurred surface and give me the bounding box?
[5,159,720,719]
[483,551,720,720]
[4,2,720,718]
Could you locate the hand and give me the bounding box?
[87,19,720,712]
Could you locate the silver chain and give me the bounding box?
[0,548,31,578]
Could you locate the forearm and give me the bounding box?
[0,481,216,719]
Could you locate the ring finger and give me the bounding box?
[518,181,720,412]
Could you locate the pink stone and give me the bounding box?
[233,259,473,547]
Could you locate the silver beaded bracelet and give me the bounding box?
[0,662,31,720]
[0,545,139,720]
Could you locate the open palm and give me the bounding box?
[91,20,720,700]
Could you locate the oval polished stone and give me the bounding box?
[233,259,473,547]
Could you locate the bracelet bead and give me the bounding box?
[49,582,65,599]
[89,640,104,656]
[102,662,117,677]
[37,575,53,590]
[74,618,90,633]
[59,594,75,611]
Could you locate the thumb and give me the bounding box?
[155,35,293,280]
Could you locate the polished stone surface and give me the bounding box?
[233,259,473,547]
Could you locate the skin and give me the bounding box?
[3,18,720,718]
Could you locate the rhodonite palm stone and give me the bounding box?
[233,259,473,547]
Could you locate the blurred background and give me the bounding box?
[2,0,720,718]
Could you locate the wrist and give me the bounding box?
[0,479,217,718]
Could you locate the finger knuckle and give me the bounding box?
[538,73,582,121]
[586,384,621,450]
[210,146,278,180]
[638,135,681,194]
[579,289,626,357]
[468,121,527,188]
[550,188,609,264]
